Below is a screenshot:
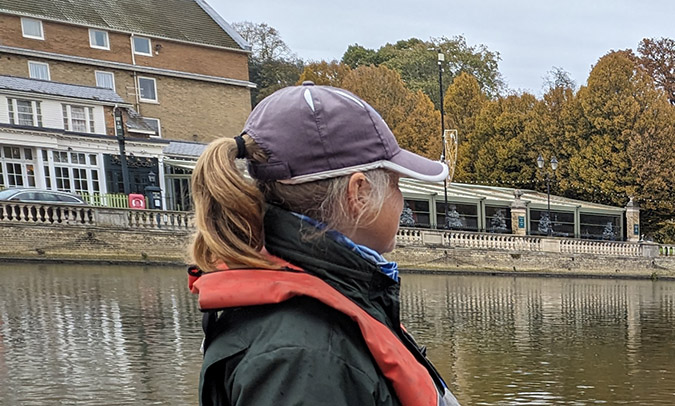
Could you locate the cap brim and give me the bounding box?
[384,149,449,182]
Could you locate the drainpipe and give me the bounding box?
[129,34,141,115]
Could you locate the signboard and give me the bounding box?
[128,193,146,210]
[518,216,525,229]
[634,224,639,235]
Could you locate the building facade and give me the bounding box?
[0,0,253,208]
[0,75,165,201]
[0,0,253,143]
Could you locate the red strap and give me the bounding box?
[191,269,438,406]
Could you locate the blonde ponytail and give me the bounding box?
[190,135,275,272]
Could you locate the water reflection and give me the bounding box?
[401,274,675,405]
[0,263,203,406]
[1,265,674,405]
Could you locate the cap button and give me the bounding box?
[302,81,315,86]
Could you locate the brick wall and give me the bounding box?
[0,54,251,142]
[0,14,249,80]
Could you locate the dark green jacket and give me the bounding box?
[198,206,447,406]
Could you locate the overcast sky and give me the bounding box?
[210,0,675,96]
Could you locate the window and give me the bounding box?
[7,99,42,127]
[49,151,101,194]
[0,146,36,188]
[580,214,621,241]
[95,71,115,90]
[138,77,157,102]
[401,199,431,228]
[62,105,96,133]
[28,61,50,80]
[530,210,575,237]
[89,29,109,50]
[143,118,161,137]
[21,18,43,40]
[486,206,511,233]
[133,37,152,56]
[436,202,479,231]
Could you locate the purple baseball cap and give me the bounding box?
[243,81,448,184]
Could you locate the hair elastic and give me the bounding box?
[234,135,247,159]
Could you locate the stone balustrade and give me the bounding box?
[397,227,670,258]
[0,201,670,258]
[0,201,95,225]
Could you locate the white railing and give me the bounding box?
[127,209,194,231]
[396,227,673,258]
[444,231,542,252]
[0,201,95,225]
[560,239,641,256]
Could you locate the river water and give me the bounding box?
[1,263,674,405]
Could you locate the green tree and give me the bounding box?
[341,36,504,109]
[470,94,538,185]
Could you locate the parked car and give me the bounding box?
[0,188,86,205]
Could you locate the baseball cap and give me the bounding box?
[243,81,448,184]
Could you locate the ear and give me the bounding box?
[346,172,371,215]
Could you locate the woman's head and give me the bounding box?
[190,82,448,271]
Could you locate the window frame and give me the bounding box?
[94,70,115,90]
[88,29,110,50]
[137,76,158,103]
[7,98,42,127]
[143,118,161,138]
[21,17,44,40]
[28,61,50,80]
[133,36,153,57]
[62,104,96,134]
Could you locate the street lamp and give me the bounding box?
[148,170,156,185]
[537,154,558,236]
[434,49,450,228]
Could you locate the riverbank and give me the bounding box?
[2,221,675,280]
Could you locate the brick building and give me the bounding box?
[0,0,253,208]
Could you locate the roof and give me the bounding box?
[0,0,249,50]
[0,75,126,104]
[163,141,207,158]
[399,178,624,214]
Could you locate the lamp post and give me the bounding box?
[435,49,450,228]
[537,154,558,236]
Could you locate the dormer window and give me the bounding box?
[21,18,44,40]
[7,99,42,127]
[62,105,95,133]
[133,37,152,56]
[89,29,109,50]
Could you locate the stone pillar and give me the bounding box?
[625,196,640,242]
[511,190,527,236]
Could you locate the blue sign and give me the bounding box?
[634,224,639,235]
[518,216,525,228]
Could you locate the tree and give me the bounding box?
[232,21,303,106]
[232,21,295,61]
[637,37,675,104]
[297,61,351,87]
[443,72,487,181]
[341,36,504,109]
[341,65,440,158]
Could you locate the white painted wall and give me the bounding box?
[0,96,9,124]
[0,94,108,135]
